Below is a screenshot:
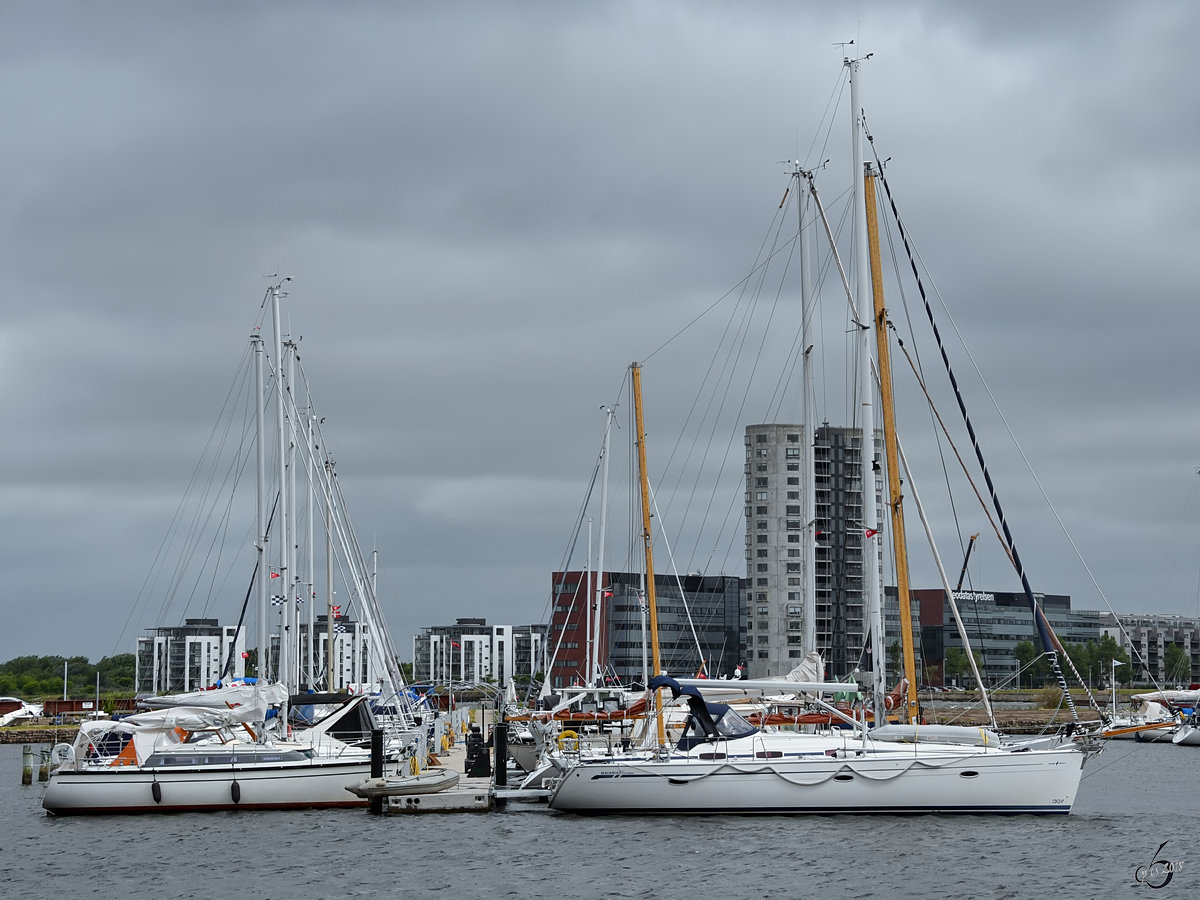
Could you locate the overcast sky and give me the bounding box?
[4,1,1199,665]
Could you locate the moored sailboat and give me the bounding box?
[43,284,416,815]
[548,55,1093,816]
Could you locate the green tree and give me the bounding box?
[1013,640,1049,689]
[1165,643,1191,686]
[943,648,983,686]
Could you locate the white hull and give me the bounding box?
[549,744,1085,815]
[1171,723,1200,746]
[42,758,371,815]
[1135,726,1178,743]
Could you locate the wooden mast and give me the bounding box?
[631,362,667,748]
[864,167,920,724]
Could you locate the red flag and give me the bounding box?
[451,641,460,648]
[270,572,280,579]
[865,528,879,538]
[241,651,249,659]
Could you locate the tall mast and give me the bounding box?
[284,336,298,692]
[325,458,335,690]
[253,327,267,714]
[585,518,593,685]
[798,173,818,663]
[848,57,885,712]
[593,405,615,685]
[269,283,290,690]
[864,166,919,723]
[631,362,666,747]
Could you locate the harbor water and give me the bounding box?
[2,741,1193,899]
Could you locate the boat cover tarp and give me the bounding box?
[870,723,1001,747]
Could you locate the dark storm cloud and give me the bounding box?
[2,1,1197,661]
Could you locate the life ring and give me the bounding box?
[557,730,580,752]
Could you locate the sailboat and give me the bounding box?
[548,56,1093,816]
[43,284,415,815]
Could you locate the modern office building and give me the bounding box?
[135,618,245,694]
[412,618,548,689]
[547,571,741,688]
[906,588,1101,687]
[743,423,883,679]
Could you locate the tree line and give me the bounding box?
[0,654,136,699]
[938,634,1136,689]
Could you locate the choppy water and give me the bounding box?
[1,741,1194,899]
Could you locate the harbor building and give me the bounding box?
[412,619,548,690]
[135,619,245,694]
[136,616,380,695]
[1100,612,1200,686]
[901,589,1101,688]
[548,571,741,688]
[281,617,381,692]
[742,424,883,680]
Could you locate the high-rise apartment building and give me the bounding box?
[743,424,882,679]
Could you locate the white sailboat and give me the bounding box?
[44,284,414,815]
[548,56,1093,816]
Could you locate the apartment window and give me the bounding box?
[788,621,802,631]
[756,434,767,443]
[787,604,802,614]
[786,520,801,530]
[788,650,804,658]
[786,506,801,515]
[787,491,799,500]
[755,478,768,488]
[757,635,768,644]
[787,477,799,486]
[788,635,804,645]
[787,433,799,442]
[788,534,800,543]
[757,520,767,530]
[787,549,800,558]
[756,534,768,543]
[756,594,767,603]
[786,463,799,471]
[758,650,769,659]
[786,447,800,458]
[756,564,768,572]
[757,605,768,614]
[787,563,801,573]
[756,448,768,457]
[757,578,768,586]
[757,506,767,514]
[756,463,767,473]
[756,492,768,501]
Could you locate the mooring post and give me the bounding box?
[369,728,384,815]
[493,721,508,788]
[21,745,33,786]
